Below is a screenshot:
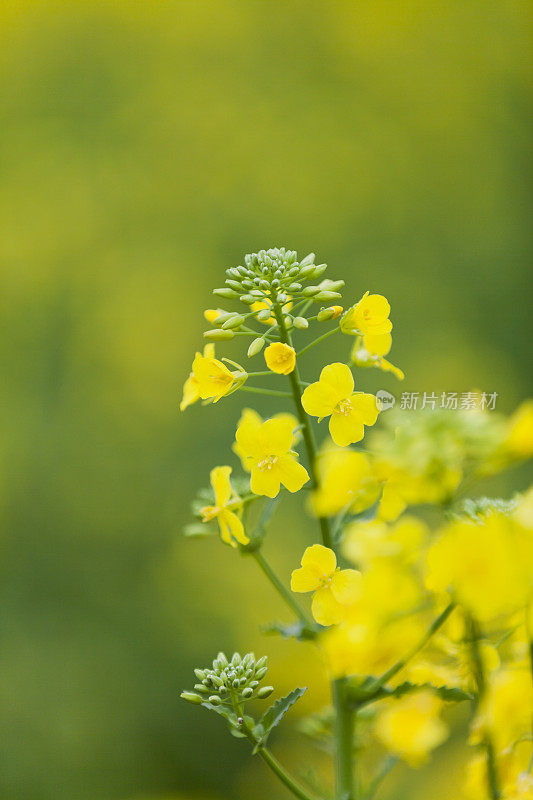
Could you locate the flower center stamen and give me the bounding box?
[258,455,278,471]
[336,399,352,415]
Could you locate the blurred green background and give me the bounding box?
[1,2,531,799]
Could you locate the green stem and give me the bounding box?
[257,746,320,800]
[467,615,501,800]
[296,326,340,358]
[366,602,456,695]
[273,300,353,800]
[251,550,315,631]
[239,386,292,398]
[247,370,275,377]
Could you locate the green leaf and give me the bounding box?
[258,687,307,745]
[388,681,473,703]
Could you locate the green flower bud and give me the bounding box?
[257,309,272,322]
[241,687,254,699]
[213,311,236,325]
[213,287,239,299]
[249,289,265,298]
[194,669,206,681]
[232,652,242,666]
[309,264,327,279]
[288,265,300,275]
[255,655,268,671]
[255,666,268,680]
[217,652,229,668]
[320,279,344,291]
[276,293,288,303]
[232,678,240,689]
[225,279,242,291]
[283,315,293,328]
[226,268,241,279]
[240,294,255,305]
[249,680,259,689]
[257,686,274,699]
[194,683,210,694]
[203,329,235,341]
[293,316,309,329]
[221,314,245,329]
[242,653,255,667]
[180,691,203,705]
[313,291,342,302]
[287,283,302,293]
[299,253,315,267]
[248,337,266,357]
[208,695,223,705]
[242,279,254,289]
[210,675,224,687]
[301,285,321,297]
[317,307,336,322]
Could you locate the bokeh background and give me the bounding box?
[1,2,531,799]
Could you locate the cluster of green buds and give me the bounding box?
[180,651,273,707]
[203,247,345,344]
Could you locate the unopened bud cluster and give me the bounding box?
[181,651,274,706]
[204,247,344,341]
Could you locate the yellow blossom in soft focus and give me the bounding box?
[199,466,248,547]
[505,400,533,458]
[426,514,533,621]
[514,486,533,530]
[251,296,292,324]
[465,740,533,800]
[232,408,299,469]
[235,416,309,498]
[180,343,215,410]
[350,336,405,381]
[311,445,380,517]
[301,363,380,447]
[341,291,392,336]
[190,351,237,403]
[291,544,361,626]
[374,690,448,766]
[264,342,296,375]
[343,516,427,568]
[471,667,533,754]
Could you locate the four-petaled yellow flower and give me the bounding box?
[180,344,215,411]
[301,363,380,447]
[190,351,239,403]
[374,690,448,766]
[200,466,249,547]
[291,544,361,626]
[341,292,392,336]
[235,416,309,498]
[264,342,296,375]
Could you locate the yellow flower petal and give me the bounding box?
[301,381,338,418]
[260,418,294,456]
[220,509,249,546]
[210,465,232,507]
[350,392,380,426]
[312,586,344,626]
[291,566,322,593]
[180,374,199,411]
[363,332,392,356]
[276,454,309,493]
[320,363,354,401]
[301,543,337,577]
[250,465,280,498]
[330,569,362,604]
[264,342,296,375]
[329,410,365,447]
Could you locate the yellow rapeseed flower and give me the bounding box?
[180,343,215,411]
[301,362,380,447]
[341,291,392,336]
[264,342,296,375]
[233,408,300,470]
[200,466,249,547]
[374,690,448,766]
[203,308,221,324]
[342,516,427,568]
[426,514,533,621]
[291,544,361,626]
[190,351,238,403]
[506,400,533,459]
[235,416,309,498]
[470,667,533,754]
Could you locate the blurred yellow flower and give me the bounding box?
[311,445,380,517]
[291,544,361,626]
[301,362,380,447]
[264,342,296,374]
[465,743,533,800]
[505,400,533,459]
[180,343,215,410]
[234,416,309,498]
[342,515,427,568]
[200,466,248,547]
[471,667,533,754]
[203,308,221,324]
[374,690,448,766]
[341,291,392,336]
[426,515,533,621]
